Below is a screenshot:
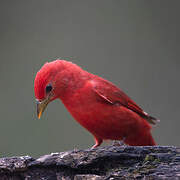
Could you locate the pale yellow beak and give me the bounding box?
[37,98,50,119]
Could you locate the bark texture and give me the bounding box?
[0,146,179,179]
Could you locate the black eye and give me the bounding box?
[46,84,52,94]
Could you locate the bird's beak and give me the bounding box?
[37,98,50,119]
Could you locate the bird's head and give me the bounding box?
[34,59,81,119]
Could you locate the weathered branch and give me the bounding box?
[0,146,179,179]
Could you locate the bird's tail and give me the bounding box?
[146,115,160,125]
[140,112,160,125]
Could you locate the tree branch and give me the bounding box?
[0,146,179,179]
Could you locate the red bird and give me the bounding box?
[34,60,159,148]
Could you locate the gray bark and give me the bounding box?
[0,146,179,179]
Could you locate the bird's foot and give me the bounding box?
[91,137,103,149]
[91,144,98,149]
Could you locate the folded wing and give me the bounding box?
[90,77,159,125]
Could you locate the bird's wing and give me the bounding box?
[90,77,159,125]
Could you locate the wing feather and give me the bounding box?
[90,77,159,125]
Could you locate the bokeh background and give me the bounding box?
[0,0,180,157]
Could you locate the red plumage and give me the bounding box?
[34,60,158,148]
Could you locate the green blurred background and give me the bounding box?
[0,0,180,157]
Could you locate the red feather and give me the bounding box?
[34,60,158,148]
[90,77,158,125]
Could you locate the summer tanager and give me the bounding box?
[34,60,159,148]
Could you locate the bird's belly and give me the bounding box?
[64,99,148,140]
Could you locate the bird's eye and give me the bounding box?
[46,84,52,94]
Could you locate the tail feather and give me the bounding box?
[140,111,160,125]
[146,115,160,125]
